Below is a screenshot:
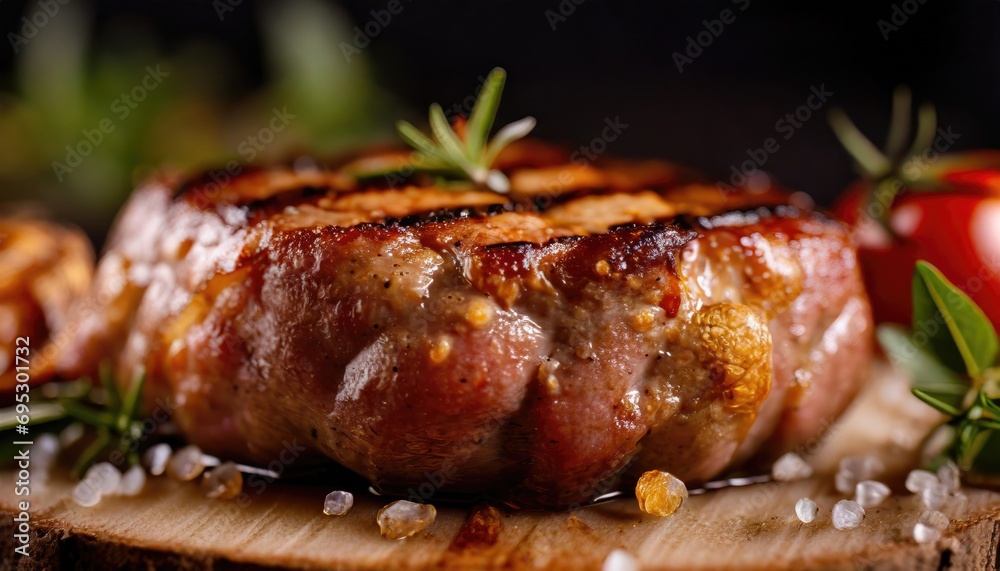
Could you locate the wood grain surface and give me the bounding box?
[2,363,998,570]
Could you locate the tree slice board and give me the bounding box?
[1,363,998,570]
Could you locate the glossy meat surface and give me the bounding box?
[54,144,873,508]
[0,218,93,392]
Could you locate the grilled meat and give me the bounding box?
[0,218,93,392]
[53,143,873,508]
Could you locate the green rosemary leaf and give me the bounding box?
[482,116,536,168]
[118,369,146,433]
[377,69,535,193]
[396,120,448,162]
[0,401,67,432]
[465,68,505,162]
[428,103,473,172]
[72,429,111,478]
[912,388,964,416]
[100,361,120,412]
[877,324,968,405]
[976,391,1000,419]
[976,418,1000,431]
[912,261,999,377]
[60,398,114,428]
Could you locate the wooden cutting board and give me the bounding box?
[2,363,999,570]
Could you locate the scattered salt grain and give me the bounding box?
[918,510,949,531]
[72,479,102,507]
[835,472,856,494]
[913,522,941,544]
[937,460,961,493]
[635,470,688,517]
[835,455,884,494]
[144,443,172,476]
[795,497,818,523]
[921,481,949,511]
[855,480,891,508]
[602,549,639,571]
[832,500,865,530]
[166,444,205,481]
[323,490,354,516]
[377,500,437,539]
[84,462,121,495]
[772,452,813,482]
[34,433,60,458]
[202,461,243,500]
[118,465,146,496]
[839,455,885,481]
[59,422,85,447]
[33,434,60,472]
[905,469,939,494]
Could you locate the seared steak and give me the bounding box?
[53,143,873,508]
[0,218,92,393]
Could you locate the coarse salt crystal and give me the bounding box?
[839,455,885,481]
[602,549,639,571]
[59,423,85,447]
[772,452,813,482]
[323,490,354,516]
[913,522,941,544]
[377,500,437,540]
[855,480,891,508]
[835,472,857,494]
[72,479,102,507]
[905,469,939,494]
[144,443,172,476]
[118,465,146,496]
[795,497,818,523]
[832,500,865,530]
[84,462,121,495]
[166,445,205,481]
[921,481,949,511]
[937,460,961,493]
[918,510,949,530]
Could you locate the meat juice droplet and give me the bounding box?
[202,462,243,499]
[635,470,687,517]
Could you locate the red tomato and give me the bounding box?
[833,151,1000,332]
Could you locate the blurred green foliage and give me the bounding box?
[0,0,394,235]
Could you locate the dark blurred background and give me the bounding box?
[0,0,997,245]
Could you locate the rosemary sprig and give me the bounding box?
[352,68,536,193]
[0,365,147,477]
[878,261,1000,474]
